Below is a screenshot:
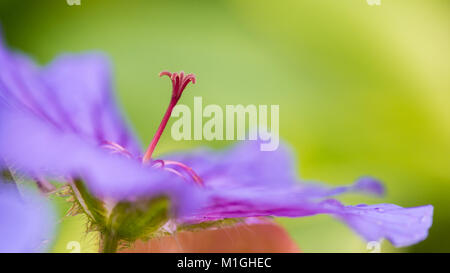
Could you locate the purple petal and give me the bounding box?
[321,200,434,247]
[40,54,141,154]
[299,176,385,198]
[351,176,385,196]
[170,141,432,247]
[183,190,433,247]
[0,34,141,155]
[0,184,56,252]
[164,140,299,188]
[165,140,384,197]
[0,107,203,217]
[164,141,387,222]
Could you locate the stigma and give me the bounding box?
[142,71,196,163]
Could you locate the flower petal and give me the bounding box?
[183,192,433,247]
[0,33,141,154]
[164,140,384,197]
[0,106,203,217]
[0,184,56,252]
[168,141,432,247]
[41,54,141,154]
[299,176,385,198]
[164,140,299,188]
[322,200,434,247]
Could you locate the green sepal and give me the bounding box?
[71,179,108,227]
[108,196,170,242]
[67,179,171,253]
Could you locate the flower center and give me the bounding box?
[142,71,196,163]
[100,71,201,185]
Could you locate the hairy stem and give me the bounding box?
[101,232,119,253]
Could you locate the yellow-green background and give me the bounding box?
[0,0,448,252]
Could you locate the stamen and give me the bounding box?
[163,166,190,182]
[150,159,204,186]
[150,159,165,168]
[142,71,196,163]
[101,140,133,159]
[163,160,203,185]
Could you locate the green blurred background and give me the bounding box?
[0,0,448,252]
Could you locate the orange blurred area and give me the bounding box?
[120,222,300,253]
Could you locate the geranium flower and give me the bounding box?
[0,32,433,253]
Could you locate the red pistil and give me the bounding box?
[102,71,202,186]
[142,71,196,163]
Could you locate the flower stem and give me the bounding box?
[101,232,119,253]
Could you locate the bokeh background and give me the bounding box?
[0,0,448,252]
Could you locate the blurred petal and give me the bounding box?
[0,34,141,154]
[0,107,203,217]
[165,140,384,197]
[299,176,385,198]
[41,54,141,154]
[164,140,298,188]
[322,200,434,247]
[0,184,55,253]
[168,141,432,247]
[167,140,386,222]
[120,221,299,253]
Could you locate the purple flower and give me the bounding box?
[0,183,55,252]
[0,32,433,252]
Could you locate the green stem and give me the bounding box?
[101,232,119,253]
